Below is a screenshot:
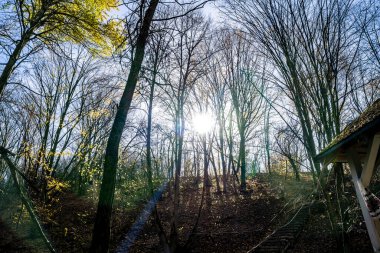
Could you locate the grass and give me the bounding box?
[258,172,314,214]
[0,193,50,253]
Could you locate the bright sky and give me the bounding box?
[109,1,223,21]
[191,111,215,135]
[202,1,223,22]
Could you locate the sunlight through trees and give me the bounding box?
[0,0,379,252]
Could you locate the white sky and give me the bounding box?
[202,1,223,22]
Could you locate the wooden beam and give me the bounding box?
[348,149,363,178]
[362,133,380,187]
[348,151,380,252]
[375,160,380,175]
[321,153,337,166]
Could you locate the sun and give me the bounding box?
[191,111,215,134]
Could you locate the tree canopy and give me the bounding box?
[0,0,123,96]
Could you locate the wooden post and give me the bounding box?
[362,134,380,187]
[348,150,380,252]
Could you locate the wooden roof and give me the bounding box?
[315,99,380,162]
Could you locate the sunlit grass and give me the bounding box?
[262,172,314,208]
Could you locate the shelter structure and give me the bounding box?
[315,99,380,252]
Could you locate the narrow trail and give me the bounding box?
[248,204,311,253]
[116,182,168,253]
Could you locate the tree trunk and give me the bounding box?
[169,101,185,252]
[209,150,221,192]
[0,29,34,96]
[147,70,158,194]
[239,134,246,191]
[288,158,300,181]
[202,136,212,187]
[89,1,159,252]
[218,114,227,192]
[265,112,271,174]
[146,68,171,252]
[240,140,247,191]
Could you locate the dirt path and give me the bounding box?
[129,178,286,253]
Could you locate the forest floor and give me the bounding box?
[128,176,286,253]
[0,173,374,253]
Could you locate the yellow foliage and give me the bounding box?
[88,108,110,119]
[23,0,125,55]
[47,176,69,193]
[80,130,88,137]
[47,150,72,157]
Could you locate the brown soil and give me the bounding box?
[289,175,374,253]
[35,192,142,253]
[129,177,286,253]
[290,208,372,253]
[0,218,37,253]
[0,191,141,253]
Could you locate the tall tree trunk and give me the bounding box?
[226,113,239,185]
[209,150,221,192]
[89,1,159,252]
[192,138,201,184]
[218,114,227,192]
[0,29,34,96]
[146,69,170,252]
[202,136,212,187]
[264,105,271,174]
[288,157,300,181]
[333,163,350,252]
[170,101,185,252]
[147,69,158,194]
[239,132,246,191]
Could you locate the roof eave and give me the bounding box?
[314,117,380,163]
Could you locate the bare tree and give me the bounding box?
[161,10,209,251]
[275,126,303,181]
[223,0,360,181]
[221,30,265,191]
[90,1,210,252]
